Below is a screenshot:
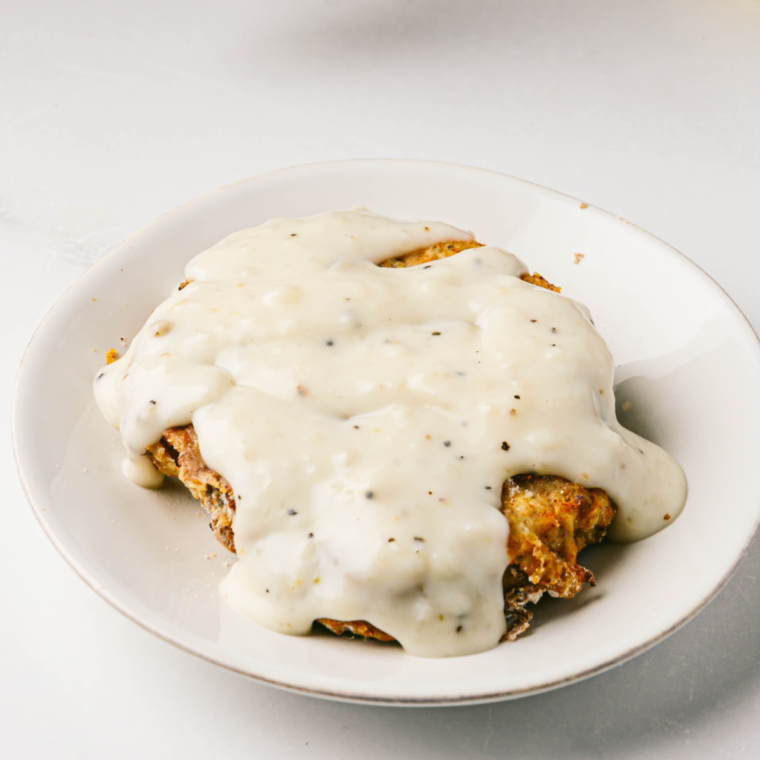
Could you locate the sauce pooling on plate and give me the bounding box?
[95,209,687,657]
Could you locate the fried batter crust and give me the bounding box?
[316,618,397,642]
[148,427,237,552]
[144,240,610,643]
[521,272,561,293]
[377,239,561,294]
[378,239,484,268]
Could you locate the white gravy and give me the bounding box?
[95,209,687,657]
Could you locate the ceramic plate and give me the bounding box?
[13,160,760,705]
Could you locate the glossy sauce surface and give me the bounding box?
[95,210,686,657]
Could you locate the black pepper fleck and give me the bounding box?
[444,441,451,447]
[501,441,511,451]
[423,265,432,269]
[149,400,156,405]
[388,538,395,542]
[485,486,492,490]
[287,508,298,516]
[326,340,334,346]
[456,625,463,633]
[308,532,314,538]
[432,331,441,336]
[290,233,297,237]
[414,536,425,542]
[365,491,374,499]
[551,327,557,333]
[97,373,104,380]
[531,319,537,323]
[353,425,360,429]
[514,395,520,399]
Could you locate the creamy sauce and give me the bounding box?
[95,209,687,657]
[121,455,165,489]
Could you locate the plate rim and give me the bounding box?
[13,158,760,706]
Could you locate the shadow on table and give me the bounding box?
[243,0,562,79]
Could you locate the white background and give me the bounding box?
[3,1,760,757]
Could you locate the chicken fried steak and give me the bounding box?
[144,241,617,643]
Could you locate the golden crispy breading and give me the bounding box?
[105,348,119,364]
[521,272,561,293]
[497,476,615,639]
[316,618,396,642]
[502,475,615,598]
[143,239,609,643]
[379,239,484,267]
[378,239,561,294]
[148,427,236,552]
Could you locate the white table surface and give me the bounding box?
[3,1,760,757]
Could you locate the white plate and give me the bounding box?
[13,160,760,705]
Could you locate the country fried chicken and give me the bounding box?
[144,239,616,643]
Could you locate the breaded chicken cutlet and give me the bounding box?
[143,239,617,643]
